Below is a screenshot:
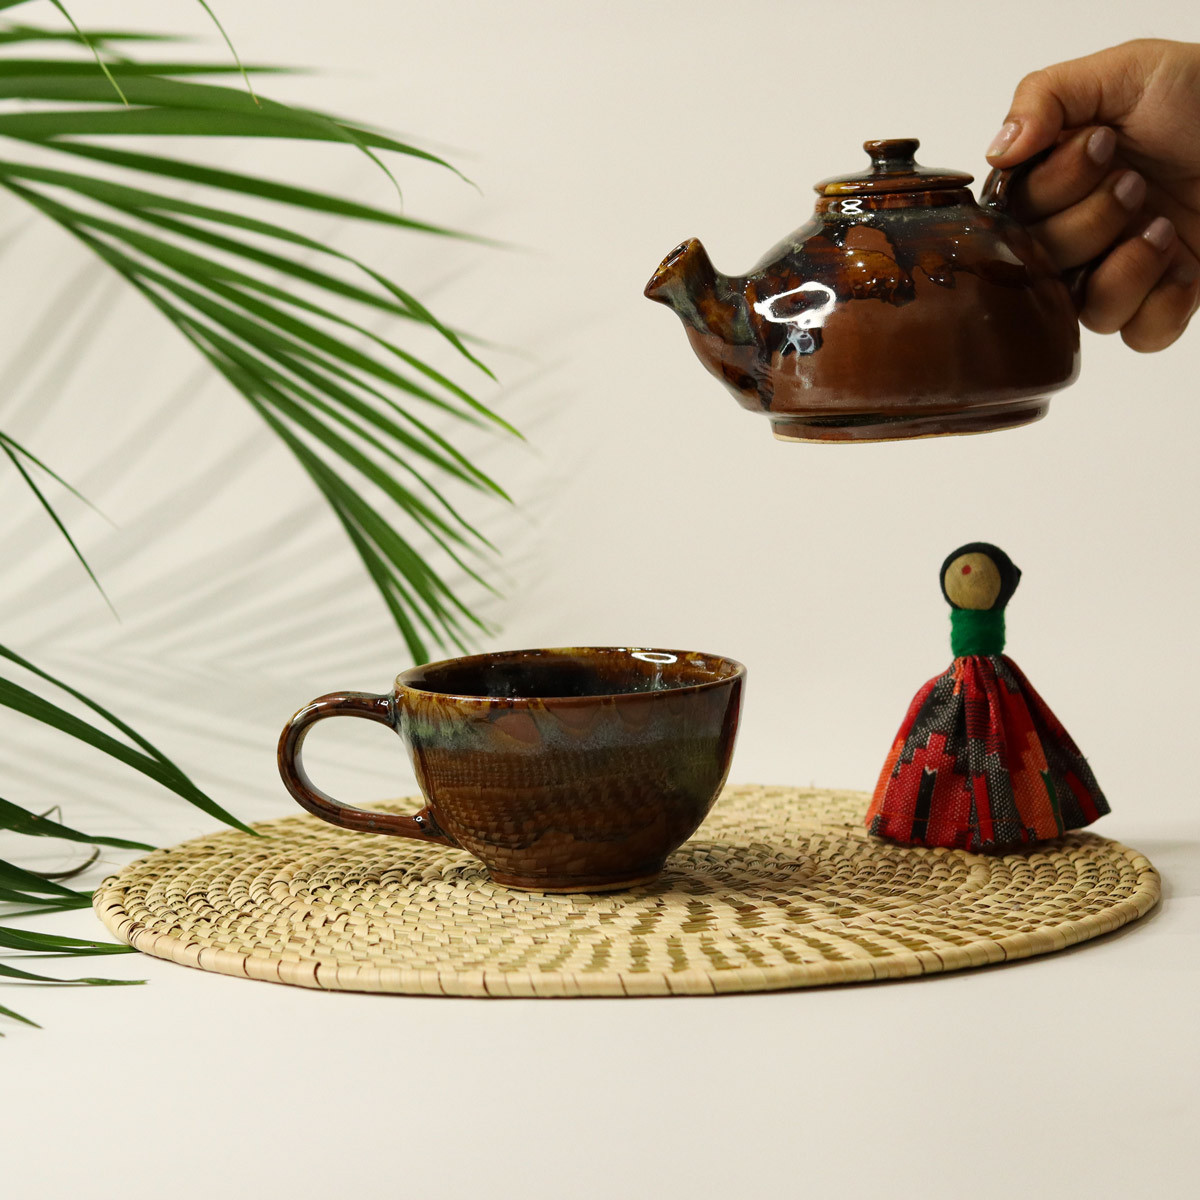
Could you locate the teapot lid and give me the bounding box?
[817,138,973,196]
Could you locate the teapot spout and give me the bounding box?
[644,237,718,316]
[644,238,754,348]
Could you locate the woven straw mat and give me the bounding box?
[93,785,1159,997]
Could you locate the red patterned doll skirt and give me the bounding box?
[866,654,1108,853]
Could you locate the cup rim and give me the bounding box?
[395,645,746,703]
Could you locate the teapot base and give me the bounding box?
[770,399,1049,443]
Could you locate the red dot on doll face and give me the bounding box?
[961,565,972,575]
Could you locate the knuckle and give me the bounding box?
[1040,195,1126,264]
[1120,37,1166,54]
[1098,239,1160,289]
[1078,208,1120,247]
[1095,188,1135,233]
[1080,304,1124,335]
[1121,325,1174,353]
[1121,302,1188,353]
[1012,68,1059,113]
[1016,68,1049,94]
[1044,147,1091,193]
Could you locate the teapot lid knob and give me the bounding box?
[863,138,921,172]
[817,138,973,196]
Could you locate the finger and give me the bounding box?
[1121,246,1200,353]
[1079,218,1176,333]
[1031,169,1147,268]
[1008,125,1118,221]
[986,40,1160,166]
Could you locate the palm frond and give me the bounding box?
[0,1002,39,1028]
[0,30,182,47]
[0,437,112,613]
[44,1,127,104]
[0,854,91,906]
[0,640,252,832]
[0,2,520,1031]
[0,961,140,984]
[191,0,259,104]
[0,635,248,1027]
[0,6,513,661]
[0,795,152,850]
[0,925,133,954]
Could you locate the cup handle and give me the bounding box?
[277,691,457,845]
[980,149,1094,309]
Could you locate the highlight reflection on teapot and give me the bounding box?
[754,281,837,357]
[645,138,1081,443]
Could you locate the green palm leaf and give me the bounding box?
[0,925,134,954]
[0,2,517,1030]
[0,962,140,984]
[0,640,252,832]
[0,630,251,1027]
[0,795,152,851]
[0,437,113,614]
[0,855,91,905]
[0,3,512,659]
[0,1003,39,1028]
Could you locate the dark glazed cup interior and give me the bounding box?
[399,646,742,699]
[396,647,745,892]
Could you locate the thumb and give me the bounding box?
[986,40,1156,165]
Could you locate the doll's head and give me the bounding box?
[940,543,1021,612]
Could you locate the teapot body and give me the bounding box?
[647,140,1080,443]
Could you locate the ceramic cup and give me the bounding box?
[277,646,745,892]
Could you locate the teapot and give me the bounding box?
[644,138,1080,442]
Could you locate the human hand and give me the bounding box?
[986,38,1200,352]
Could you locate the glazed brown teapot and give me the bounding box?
[644,138,1080,442]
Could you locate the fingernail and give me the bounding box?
[1143,216,1176,252]
[1087,126,1116,165]
[987,121,1021,159]
[1171,258,1199,287]
[1114,170,1146,210]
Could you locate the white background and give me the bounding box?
[1,1,1197,1197]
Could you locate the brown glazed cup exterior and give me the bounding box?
[277,647,745,892]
